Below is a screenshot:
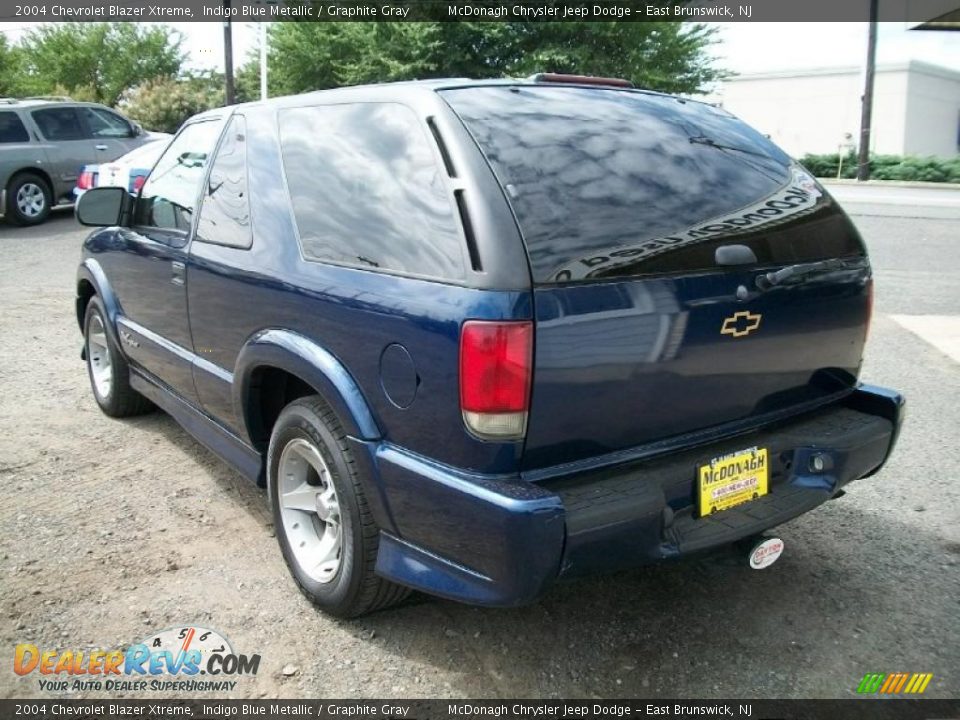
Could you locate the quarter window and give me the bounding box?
[195,115,251,249]
[0,112,29,143]
[134,120,223,232]
[278,102,463,281]
[32,107,87,141]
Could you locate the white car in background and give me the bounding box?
[74,137,170,199]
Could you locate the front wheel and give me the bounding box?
[267,396,410,618]
[83,297,152,417]
[6,173,52,225]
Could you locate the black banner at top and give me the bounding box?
[0,0,958,22]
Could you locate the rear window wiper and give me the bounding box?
[756,259,847,289]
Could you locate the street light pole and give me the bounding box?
[223,0,236,105]
[857,0,878,182]
[260,21,268,101]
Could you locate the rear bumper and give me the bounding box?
[365,384,903,606]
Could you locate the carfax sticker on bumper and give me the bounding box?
[698,446,769,516]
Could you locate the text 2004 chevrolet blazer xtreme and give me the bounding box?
[74,75,904,618]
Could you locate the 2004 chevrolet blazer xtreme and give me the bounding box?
[74,74,904,618]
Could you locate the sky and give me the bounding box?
[1,21,959,79]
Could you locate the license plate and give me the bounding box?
[698,446,768,516]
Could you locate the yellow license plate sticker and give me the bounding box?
[698,447,769,516]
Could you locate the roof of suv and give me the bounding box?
[212,76,706,120]
[0,98,80,109]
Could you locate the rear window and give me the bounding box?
[278,102,464,281]
[0,111,28,143]
[442,86,862,284]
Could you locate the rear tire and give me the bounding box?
[6,172,52,226]
[83,296,153,417]
[267,396,410,618]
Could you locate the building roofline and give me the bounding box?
[722,59,960,83]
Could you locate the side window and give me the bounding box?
[278,102,463,280]
[134,120,223,232]
[31,107,88,141]
[195,115,251,249]
[82,107,133,138]
[0,112,29,143]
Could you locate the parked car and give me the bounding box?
[74,75,904,618]
[74,138,170,200]
[0,97,158,225]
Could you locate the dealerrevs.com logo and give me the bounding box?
[14,626,260,692]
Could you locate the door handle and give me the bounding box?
[171,261,185,286]
[95,144,108,151]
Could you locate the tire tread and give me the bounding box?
[280,396,410,617]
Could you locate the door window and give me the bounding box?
[0,112,29,143]
[134,119,223,233]
[82,107,134,138]
[31,107,88,141]
[195,115,251,249]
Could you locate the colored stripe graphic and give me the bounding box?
[858,673,933,694]
[857,673,886,693]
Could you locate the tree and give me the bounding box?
[264,22,724,97]
[18,23,185,106]
[120,75,223,134]
[0,34,25,97]
[266,23,439,96]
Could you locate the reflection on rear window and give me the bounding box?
[442,87,860,283]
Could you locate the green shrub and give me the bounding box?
[119,75,223,134]
[799,152,960,183]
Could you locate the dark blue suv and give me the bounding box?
[74,75,904,617]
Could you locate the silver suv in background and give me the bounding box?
[0,98,157,225]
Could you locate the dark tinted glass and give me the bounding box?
[135,119,222,232]
[32,107,87,141]
[82,107,133,138]
[196,115,250,248]
[442,87,862,284]
[0,112,28,143]
[279,102,463,280]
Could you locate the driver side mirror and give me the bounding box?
[130,122,143,138]
[76,187,131,227]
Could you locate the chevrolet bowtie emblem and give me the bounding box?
[721,311,762,338]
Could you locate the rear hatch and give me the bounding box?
[441,85,872,470]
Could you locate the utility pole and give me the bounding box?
[857,0,878,181]
[223,0,236,105]
[260,21,268,101]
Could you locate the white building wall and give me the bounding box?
[709,62,960,159]
[903,66,960,156]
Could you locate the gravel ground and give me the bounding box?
[0,208,957,700]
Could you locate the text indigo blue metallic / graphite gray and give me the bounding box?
[74,76,904,618]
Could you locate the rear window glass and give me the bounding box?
[442,87,862,284]
[278,102,464,281]
[0,112,28,143]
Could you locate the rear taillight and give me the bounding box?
[77,171,95,190]
[131,175,146,193]
[459,320,533,440]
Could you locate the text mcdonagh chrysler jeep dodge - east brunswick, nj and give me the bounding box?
[73,74,904,617]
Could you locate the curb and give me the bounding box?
[818,179,960,191]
